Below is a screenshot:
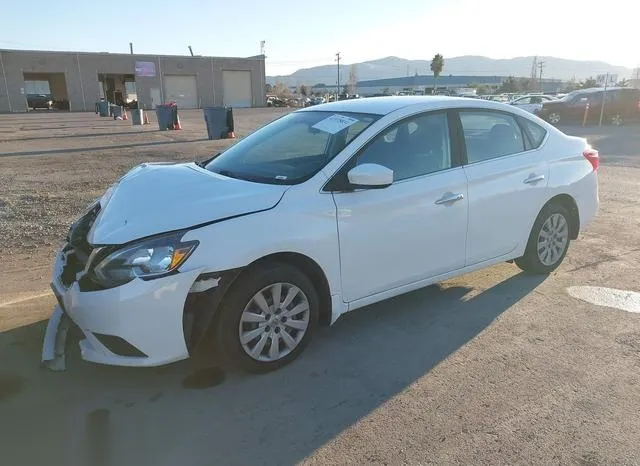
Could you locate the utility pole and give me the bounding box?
[599,72,609,126]
[538,59,545,93]
[335,52,341,100]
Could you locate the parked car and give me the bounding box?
[537,87,640,125]
[27,93,53,110]
[510,94,557,114]
[266,96,286,107]
[309,96,326,106]
[43,96,599,374]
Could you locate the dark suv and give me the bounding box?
[536,87,640,126]
[26,93,54,110]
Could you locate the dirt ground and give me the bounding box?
[0,109,639,466]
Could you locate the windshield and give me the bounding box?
[205,111,379,184]
[559,90,586,102]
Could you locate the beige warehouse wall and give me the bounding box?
[0,50,266,113]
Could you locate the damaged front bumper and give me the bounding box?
[41,305,71,371]
[41,248,208,369]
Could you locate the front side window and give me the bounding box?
[459,111,525,163]
[206,111,379,184]
[353,112,452,182]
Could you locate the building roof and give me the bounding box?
[0,48,262,61]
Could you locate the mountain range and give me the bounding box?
[267,56,634,86]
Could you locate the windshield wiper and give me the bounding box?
[195,153,220,168]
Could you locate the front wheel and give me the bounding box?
[214,262,319,373]
[516,203,571,274]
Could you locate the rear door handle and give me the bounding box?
[435,193,464,205]
[524,174,545,184]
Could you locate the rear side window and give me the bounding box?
[518,117,547,149]
[459,111,525,163]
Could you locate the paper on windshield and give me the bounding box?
[312,114,359,134]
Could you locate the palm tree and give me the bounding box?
[430,54,444,94]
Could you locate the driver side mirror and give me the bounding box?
[347,163,393,189]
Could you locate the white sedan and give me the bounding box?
[510,94,558,113]
[43,96,599,373]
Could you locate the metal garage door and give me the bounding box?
[164,75,198,109]
[223,71,252,107]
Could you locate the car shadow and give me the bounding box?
[0,271,545,466]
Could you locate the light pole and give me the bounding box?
[335,52,341,100]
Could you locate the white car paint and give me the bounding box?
[510,95,557,114]
[43,96,599,369]
[89,162,288,245]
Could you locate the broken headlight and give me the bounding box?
[93,232,198,288]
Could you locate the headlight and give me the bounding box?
[93,232,198,288]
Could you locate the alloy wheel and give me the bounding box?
[537,213,569,266]
[238,283,310,362]
[548,112,561,125]
[611,114,623,126]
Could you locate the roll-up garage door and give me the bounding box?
[222,71,252,107]
[164,75,198,109]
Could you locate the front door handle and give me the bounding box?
[524,174,545,184]
[435,193,464,205]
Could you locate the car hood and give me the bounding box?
[88,162,288,245]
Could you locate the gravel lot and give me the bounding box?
[0,109,639,466]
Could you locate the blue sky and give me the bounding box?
[1,0,637,75]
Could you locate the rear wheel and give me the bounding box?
[548,112,561,125]
[214,262,319,373]
[611,114,623,126]
[516,203,571,274]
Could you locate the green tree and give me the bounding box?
[580,77,597,89]
[265,83,274,94]
[299,85,310,96]
[497,76,519,93]
[563,78,579,92]
[430,53,445,94]
[273,82,290,97]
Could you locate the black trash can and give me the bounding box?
[130,109,144,126]
[110,105,123,119]
[156,103,178,131]
[203,107,228,140]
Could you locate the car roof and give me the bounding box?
[297,95,511,116]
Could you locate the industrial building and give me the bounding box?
[0,49,266,113]
[310,75,565,96]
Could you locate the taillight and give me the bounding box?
[583,148,599,171]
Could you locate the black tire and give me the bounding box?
[213,262,319,373]
[515,203,571,274]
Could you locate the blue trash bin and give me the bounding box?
[156,104,177,130]
[97,100,109,117]
[203,107,229,140]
